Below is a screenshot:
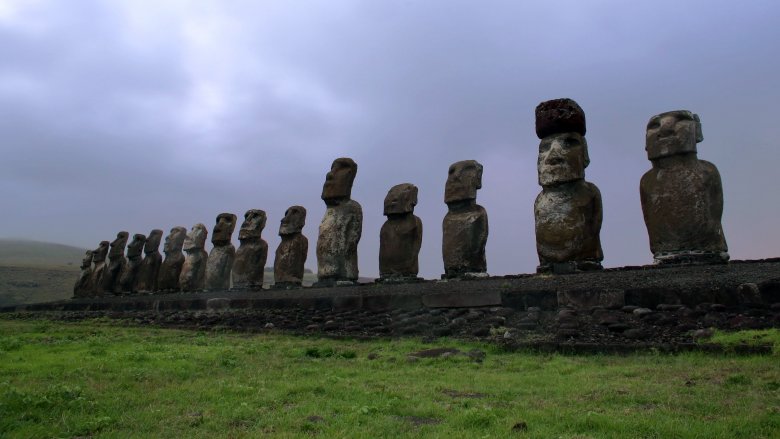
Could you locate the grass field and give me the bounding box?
[1,319,778,438]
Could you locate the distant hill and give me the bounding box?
[0,239,87,267]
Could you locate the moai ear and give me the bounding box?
[582,136,590,169]
[693,113,703,143]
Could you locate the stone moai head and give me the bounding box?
[183,223,208,251]
[321,158,357,204]
[211,213,237,246]
[109,231,129,258]
[238,209,267,241]
[279,205,307,236]
[163,227,187,254]
[126,234,147,258]
[384,183,418,216]
[535,98,589,187]
[645,110,703,160]
[93,241,110,263]
[81,250,94,269]
[444,160,483,204]
[144,229,163,254]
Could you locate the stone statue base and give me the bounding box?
[440,271,490,280]
[654,251,729,265]
[537,260,603,275]
[270,282,303,290]
[376,275,424,284]
[313,278,356,288]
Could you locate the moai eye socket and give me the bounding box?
[539,138,551,153]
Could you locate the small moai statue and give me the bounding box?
[379,183,423,282]
[315,158,362,286]
[135,229,163,293]
[232,209,268,290]
[180,224,209,292]
[274,206,309,288]
[640,110,728,264]
[119,233,146,293]
[90,241,110,296]
[442,160,488,279]
[156,226,187,292]
[102,231,129,294]
[205,213,237,290]
[534,98,603,274]
[72,250,94,298]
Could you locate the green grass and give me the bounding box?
[709,329,780,354]
[1,319,778,438]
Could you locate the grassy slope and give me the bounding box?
[1,319,778,438]
[0,239,86,267]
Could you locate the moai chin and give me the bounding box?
[73,250,94,298]
[534,98,603,274]
[179,224,209,292]
[90,241,110,296]
[204,213,236,290]
[156,227,187,292]
[379,183,423,282]
[442,160,488,279]
[274,206,309,288]
[640,110,728,264]
[119,233,146,293]
[102,231,129,294]
[315,158,362,286]
[135,229,163,293]
[232,209,268,290]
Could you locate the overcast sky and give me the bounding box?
[1,0,778,278]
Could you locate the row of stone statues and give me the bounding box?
[74,98,729,296]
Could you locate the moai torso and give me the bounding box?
[102,231,129,294]
[73,250,94,298]
[180,224,208,292]
[274,206,308,287]
[119,233,146,293]
[136,229,163,293]
[442,160,488,278]
[90,241,110,296]
[233,210,269,290]
[205,213,237,290]
[157,227,186,292]
[379,184,423,280]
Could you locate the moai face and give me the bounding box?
[80,250,94,269]
[144,229,163,254]
[279,205,307,235]
[211,213,237,246]
[183,224,208,251]
[93,241,110,263]
[238,209,267,241]
[537,132,589,186]
[109,231,129,258]
[384,183,418,215]
[645,110,702,160]
[126,234,147,258]
[321,158,357,203]
[163,227,187,254]
[444,160,482,204]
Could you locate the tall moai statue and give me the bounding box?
[136,229,163,293]
[379,183,423,282]
[640,110,728,264]
[90,241,110,295]
[73,250,94,298]
[205,213,237,290]
[533,98,603,274]
[102,231,129,294]
[316,158,362,286]
[119,233,146,293]
[157,226,187,292]
[232,209,268,290]
[179,224,209,292]
[442,160,488,279]
[274,206,308,288]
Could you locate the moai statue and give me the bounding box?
[180,224,209,292]
[102,231,129,294]
[119,233,146,293]
[274,206,309,288]
[205,213,237,290]
[534,98,603,274]
[315,158,362,286]
[156,226,187,292]
[379,183,423,282]
[72,250,94,298]
[135,229,163,293]
[90,241,110,296]
[232,209,268,290]
[442,160,488,279]
[640,110,728,264]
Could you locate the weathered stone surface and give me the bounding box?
[442,160,488,278]
[180,224,208,292]
[73,250,94,298]
[205,213,237,291]
[317,158,362,285]
[233,209,268,290]
[90,241,110,296]
[380,183,423,281]
[274,206,308,287]
[534,98,603,273]
[422,291,501,308]
[102,231,129,294]
[119,233,146,293]
[640,110,728,264]
[156,227,186,292]
[136,229,163,293]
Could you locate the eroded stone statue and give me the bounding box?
[534,98,603,274]
[274,205,308,288]
[119,233,146,293]
[179,224,208,292]
[205,213,237,290]
[73,250,94,298]
[316,158,362,286]
[232,209,268,290]
[442,160,488,279]
[90,241,110,295]
[379,183,423,282]
[640,110,728,264]
[156,227,187,292]
[102,231,129,294]
[136,229,163,293]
